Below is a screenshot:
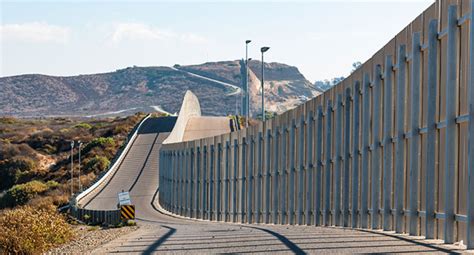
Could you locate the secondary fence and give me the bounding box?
[160,0,474,249]
[71,207,121,225]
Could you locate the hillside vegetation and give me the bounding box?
[0,114,145,209]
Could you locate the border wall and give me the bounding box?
[160,0,474,248]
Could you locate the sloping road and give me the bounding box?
[82,117,463,254]
[170,66,241,96]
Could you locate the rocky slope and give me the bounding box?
[0,61,320,117]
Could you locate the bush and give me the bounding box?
[73,123,92,129]
[82,137,115,154]
[0,157,37,190]
[1,180,49,208]
[46,180,60,189]
[0,205,74,254]
[0,116,17,124]
[84,156,110,173]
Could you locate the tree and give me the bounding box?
[351,61,362,73]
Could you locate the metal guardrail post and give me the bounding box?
[210,144,215,220]
[224,142,230,222]
[179,150,184,215]
[334,96,342,227]
[306,112,314,225]
[361,73,370,229]
[171,150,179,213]
[203,145,208,220]
[281,128,288,225]
[256,132,263,223]
[425,18,438,240]
[352,81,361,229]
[383,55,394,231]
[233,139,238,222]
[247,136,254,223]
[444,4,458,244]
[409,31,421,236]
[467,0,474,249]
[395,44,407,234]
[289,120,296,225]
[298,115,305,225]
[324,100,333,226]
[178,150,182,215]
[372,65,382,230]
[343,89,351,227]
[217,143,222,221]
[241,137,247,223]
[315,106,323,226]
[265,130,271,224]
[197,146,202,219]
[273,127,280,224]
[159,152,162,205]
[185,148,190,217]
[190,148,195,218]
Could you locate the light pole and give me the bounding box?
[246,57,252,127]
[244,40,251,119]
[70,140,74,196]
[78,141,82,192]
[260,46,270,122]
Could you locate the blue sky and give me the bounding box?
[1,0,433,82]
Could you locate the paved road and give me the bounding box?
[83,117,464,254]
[170,66,241,96]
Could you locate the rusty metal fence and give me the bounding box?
[160,0,474,249]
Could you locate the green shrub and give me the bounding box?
[0,157,37,190]
[84,156,110,173]
[45,180,59,189]
[0,205,74,254]
[1,180,49,208]
[82,137,115,154]
[73,123,92,129]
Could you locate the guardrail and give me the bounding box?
[71,207,121,225]
[159,1,474,250]
[67,114,151,225]
[74,114,151,206]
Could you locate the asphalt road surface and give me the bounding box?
[83,117,464,254]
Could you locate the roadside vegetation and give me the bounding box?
[0,113,146,253]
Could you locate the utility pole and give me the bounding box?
[260,46,270,122]
[78,140,82,192]
[70,140,74,196]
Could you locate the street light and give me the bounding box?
[244,40,252,120]
[70,140,74,196]
[260,46,270,122]
[247,57,252,127]
[78,141,82,192]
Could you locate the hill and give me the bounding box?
[0,114,145,209]
[0,61,320,117]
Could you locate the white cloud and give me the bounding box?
[110,22,206,44]
[0,22,71,43]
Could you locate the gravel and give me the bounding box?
[48,224,138,254]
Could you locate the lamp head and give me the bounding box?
[261,46,270,53]
[246,40,252,44]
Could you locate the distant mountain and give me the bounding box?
[0,60,320,117]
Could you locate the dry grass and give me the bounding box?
[0,205,74,254]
